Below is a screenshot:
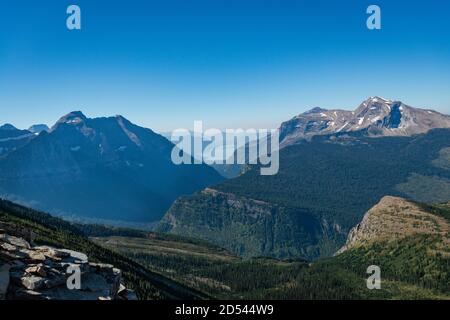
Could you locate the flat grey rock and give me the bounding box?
[21,275,45,290]
[4,235,30,249]
[1,225,134,300]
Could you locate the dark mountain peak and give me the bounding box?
[114,114,133,128]
[51,111,89,134]
[0,123,33,152]
[0,110,223,223]
[115,114,126,120]
[49,111,164,150]
[56,111,87,125]
[0,123,33,142]
[303,107,328,115]
[0,123,18,131]
[28,124,50,134]
[68,110,87,118]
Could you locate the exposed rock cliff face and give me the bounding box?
[336,196,450,254]
[157,188,330,259]
[159,128,450,261]
[0,221,136,300]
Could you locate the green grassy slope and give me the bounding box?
[3,197,449,300]
[93,232,450,300]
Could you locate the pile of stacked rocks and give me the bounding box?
[0,221,137,300]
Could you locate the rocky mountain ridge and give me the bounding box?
[337,196,450,254]
[0,111,223,223]
[0,124,35,157]
[280,97,450,146]
[158,128,450,260]
[28,124,49,134]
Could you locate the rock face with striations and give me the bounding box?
[0,221,137,300]
[336,196,450,255]
[279,97,450,147]
[0,112,223,223]
[157,188,324,259]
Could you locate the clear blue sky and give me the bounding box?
[1,0,450,131]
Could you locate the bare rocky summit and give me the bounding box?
[336,196,450,254]
[280,97,450,146]
[0,221,137,300]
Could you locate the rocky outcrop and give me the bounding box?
[0,221,137,300]
[336,196,450,254]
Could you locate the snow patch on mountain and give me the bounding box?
[279,97,450,146]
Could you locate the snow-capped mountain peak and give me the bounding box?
[279,97,450,146]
